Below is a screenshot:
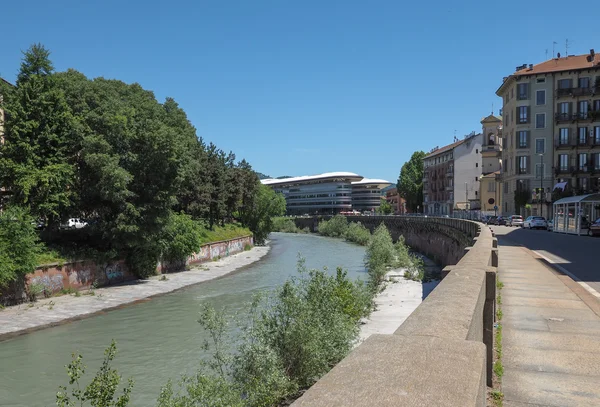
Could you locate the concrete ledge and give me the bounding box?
[291,216,497,406]
[292,334,487,407]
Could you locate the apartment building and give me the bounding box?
[479,114,504,214]
[423,132,483,215]
[496,50,600,217]
[384,187,408,214]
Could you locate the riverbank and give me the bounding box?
[358,269,439,344]
[0,245,270,341]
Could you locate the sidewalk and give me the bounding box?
[497,238,600,407]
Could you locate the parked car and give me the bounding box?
[60,218,88,230]
[547,219,554,232]
[523,216,547,230]
[588,218,600,237]
[486,216,497,225]
[508,215,524,227]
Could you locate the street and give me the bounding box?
[491,225,600,295]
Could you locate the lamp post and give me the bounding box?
[538,153,544,217]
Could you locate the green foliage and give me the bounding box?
[377,198,393,215]
[160,212,203,263]
[317,215,348,237]
[271,217,300,233]
[27,282,46,302]
[397,151,426,212]
[0,206,41,288]
[365,224,396,289]
[514,189,530,213]
[156,376,244,407]
[239,184,286,245]
[493,360,504,378]
[56,340,134,407]
[344,222,371,246]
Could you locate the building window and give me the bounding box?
[488,181,496,192]
[535,113,545,128]
[518,131,528,148]
[535,138,545,154]
[517,83,528,100]
[559,154,569,171]
[517,106,529,123]
[475,149,478,154]
[559,128,569,145]
[578,101,589,119]
[579,153,588,171]
[579,77,590,88]
[578,127,588,145]
[537,77,546,83]
[476,162,478,168]
[504,182,508,193]
[536,90,546,105]
[518,156,528,174]
[595,126,600,145]
[594,100,600,112]
[594,153,600,170]
[475,177,478,181]
[558,79,572,89]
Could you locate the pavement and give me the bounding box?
[492,226,600,407]
[0,246,270,341]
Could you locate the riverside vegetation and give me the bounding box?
[0,44,286,304]
[53,222,416,406]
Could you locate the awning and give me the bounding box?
[553,182,567,191]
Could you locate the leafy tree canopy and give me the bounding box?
[397,151,425,213]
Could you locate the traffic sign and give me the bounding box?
[494,205,498,210]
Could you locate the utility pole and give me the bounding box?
[538,153,544,217]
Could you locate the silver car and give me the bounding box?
[523,216,547,230]
[509,215,524,227]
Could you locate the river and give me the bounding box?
[0,233,368,407]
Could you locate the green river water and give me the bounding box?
[0,233,367,407]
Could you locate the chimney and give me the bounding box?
[528,64,533,70]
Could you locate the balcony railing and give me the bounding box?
[572,87,593,97]
[555,138,574,149]
[482,144,502,152]
[557,88,573,97]
[556,165,570,174]
[555,112,572,122]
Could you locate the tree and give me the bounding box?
[241,183,286,245]
[397,151,425,213]
[0,44,78,226]
[514,189,530,215]
[0,206,41,289]
[377,198,393,215]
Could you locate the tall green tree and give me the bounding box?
[0,44,78,226]
[241,183,286,244]
[377,198,393,215]
[397,151,425,213]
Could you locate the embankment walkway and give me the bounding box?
[497,237,600,406]
[0,246,269,341]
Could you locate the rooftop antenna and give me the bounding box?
[492,102,494,115]
[553,41,557,57]
[566,38,570,56]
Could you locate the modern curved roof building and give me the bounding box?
[261,172,391,215]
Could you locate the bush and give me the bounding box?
[271,217,299,233]
[0,206,42,289]
[344,222,371,246]
[365,223,395,289]
[160,212,203,263]
[317,215,348,237]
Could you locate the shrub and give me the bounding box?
[27,282,46,302]
[317,215,348,237]
[0,206,41,289]
[365,223,395,289]
[160,212,203,263]
[271,217,299,233]
[344,222,371,246]
[244,243,252,251]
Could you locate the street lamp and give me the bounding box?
[537,153,544,217]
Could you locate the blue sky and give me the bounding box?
[1,1,596,183]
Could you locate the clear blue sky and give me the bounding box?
[1,1,595,183]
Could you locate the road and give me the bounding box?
[491,225,600,295]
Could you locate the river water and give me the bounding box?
[0,233,367,407]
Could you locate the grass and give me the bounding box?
[490,389,504,406]
[36,248,67,266]
[199,224,252,245]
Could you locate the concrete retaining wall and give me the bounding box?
[2,235,253,303]
[292,216,497,407]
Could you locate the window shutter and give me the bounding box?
[568,102,573,115]
[526,131,531,148]
[527,106,531,123]
[526,156,531,174]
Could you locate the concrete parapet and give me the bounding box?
[291,216,497,406]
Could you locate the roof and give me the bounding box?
[424,138,466,159]
[351,178,392,187]
[261,172,362,186]
[513,54,600,77]
[497,52,600,95]
[553,193,600,205]
[481,114,502,123]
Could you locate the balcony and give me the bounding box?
[577,165,589,174]
[555,112,572,123]
[557,88,573,98]
[445,169,453,177]
[445,185,453,191]
[555,138,575,149]
[482,144,502,153]
[572,87,593,97]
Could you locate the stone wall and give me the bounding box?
[292,216,497,407]
[2,235,253,304]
